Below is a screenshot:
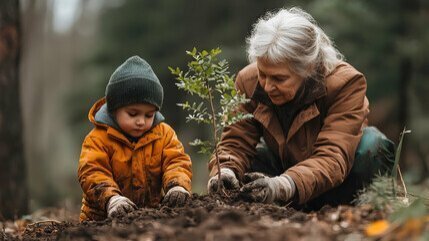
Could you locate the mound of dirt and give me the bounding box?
[7,192,385,241]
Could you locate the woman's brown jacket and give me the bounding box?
[209,62,369,204]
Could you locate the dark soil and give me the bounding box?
[2,192,387,241]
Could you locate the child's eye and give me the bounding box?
[146,114,154,118]
[128,112,137,117]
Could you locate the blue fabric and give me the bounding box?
[305,126,395,209]
[94,103,165,130]
[251,126,395,209]
[353,126,395,181]
[94,103,165,143]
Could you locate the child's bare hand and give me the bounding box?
[162,186,190,207]
[107,195,137,218]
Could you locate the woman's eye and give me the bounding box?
[273,76,288,82]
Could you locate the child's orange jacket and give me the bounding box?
[78,98,192,221]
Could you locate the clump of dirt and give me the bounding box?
[7,192,385,241]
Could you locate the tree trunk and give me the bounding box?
[0,0,28,220]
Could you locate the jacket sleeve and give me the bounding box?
[161,124,192,192]
[208,70,263,180]
[285,69,368,204]
[78,131,121,211]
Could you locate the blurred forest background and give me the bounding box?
[2,0,429,214]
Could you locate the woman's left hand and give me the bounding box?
[240,172,295,203]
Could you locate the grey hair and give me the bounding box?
[246,7,343,80]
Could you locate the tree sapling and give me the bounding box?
[170,48,252,193]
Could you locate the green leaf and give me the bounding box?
[211,47,222,56]
[186,47,197,56]
[168,66,175,74]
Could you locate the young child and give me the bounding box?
[78,56,192,221]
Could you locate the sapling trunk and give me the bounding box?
[207,86,223,192]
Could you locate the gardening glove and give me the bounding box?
[107,195,137,218]
[240,172,295,204]
[162,186,190,207]
[207,168,240,194]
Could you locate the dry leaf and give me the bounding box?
[395,218,424,240]
[365,220,390,236]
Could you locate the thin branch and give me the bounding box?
[207,82,222,192]
[397,166,407,198]
[27,220,61,227]
[23,220,62,234]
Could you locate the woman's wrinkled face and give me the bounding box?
[257,58,304,106]
[115,103,156,138]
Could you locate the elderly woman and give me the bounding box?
[207,7,394,208]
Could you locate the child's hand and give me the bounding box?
[162,186,190,207]
[107,195,137,218]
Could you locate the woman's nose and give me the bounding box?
[264,77,275,93]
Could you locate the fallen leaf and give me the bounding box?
[365,220,390,236]
[395,218,424,240]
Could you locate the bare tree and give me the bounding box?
[0,0,28,220]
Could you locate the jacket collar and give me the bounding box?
[250,78,327,156]
[286,78,326,143]
[106,126,164,149]
[89,98,165,148]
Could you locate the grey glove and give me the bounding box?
[162,186,190,207]
[207,168,240,194]
[240,172,295,204]
[107,195,137,218]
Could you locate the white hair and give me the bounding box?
[247,7,343,80]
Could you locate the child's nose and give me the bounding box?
[136,118,145,126]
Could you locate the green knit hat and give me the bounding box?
[105,56,164,112]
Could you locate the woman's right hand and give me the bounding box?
[207,168,240,194]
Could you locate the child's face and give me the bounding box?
[115,103,157,138]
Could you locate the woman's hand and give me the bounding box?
[207,168,240,194]
[240,172,295,203]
